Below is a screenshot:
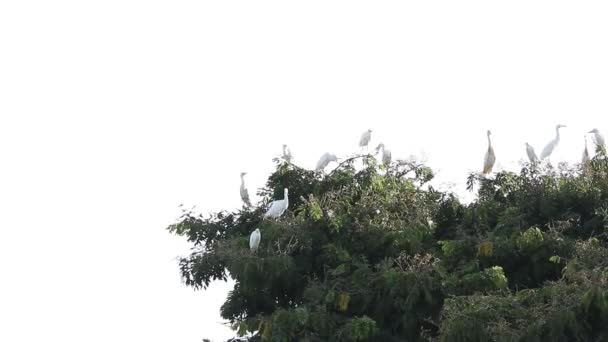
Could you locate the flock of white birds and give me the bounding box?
[483,125,605,175]
[245,127,605,252]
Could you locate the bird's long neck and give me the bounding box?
[240,175,245,186]
[487,134,492,147]
[556,127,561,140]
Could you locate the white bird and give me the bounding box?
[359,129,372,152]
[249,228,261,253]
[264,188,289,219]
[240,172,251,207]
[589,128,606,151]
[282,144,293,162]
[525,143,539,164]
[375,143,392,166]
[315,153,338,172]
[483,130,495,175]
[540,124,566,160]
[582,136,591,166]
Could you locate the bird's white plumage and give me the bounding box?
[315,153,338,172]
[540,124,566,160]
[589,128,605,151]
[483,130,495,174]
[264,188,289,218]
[282,144,293,162]
[249,228,261,252]
[525,143,539,164]
[582,136,591,165]
[359,129,372,148]
[240,172,251,207]
[375,143,392,166]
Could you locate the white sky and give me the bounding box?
[1,1,608,341]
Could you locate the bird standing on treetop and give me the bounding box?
[264,188,289,219]
[483,130,495,175]
[315,153,338,172]
[525,143,539,164]
[540,124,566,160]
[240,172,251,207]
[359,129,372,153]
[282,144,293,162]
[375,143,392,166]
[588,128,605,151]
[582,135,591,166]
[249,228,261,253]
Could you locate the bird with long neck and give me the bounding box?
[483,130,495,175]
[264,188,289,219]
[540,124,566,160]
[525,143,539,164]
[240,172,251,207]
[582,135,591,166]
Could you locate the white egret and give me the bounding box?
[359,129,372,152]
[315,153,338,172]
[582,136,591,165]
[249,228,261,253]
[282,144,293,162]
[483,130,495,175]
[540,124,566,160]
[240,172,251,207]
[375,143,392,166]
[264,188,289,219]
[525,143,539,164]
[589,128,605,151]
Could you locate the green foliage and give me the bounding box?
[170,155,608,341]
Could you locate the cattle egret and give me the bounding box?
[315,153,338,172]
[249,228,261,253]
[589,128,606,151]
[264,188,289,218]
[583,136,591,166]
[483,130,495,175]
[359,129,372,152]
[375,143,392,166]
[540,124,566,160]
[240,172,251,207]
[525,143,539,164]
[282,144,293,162]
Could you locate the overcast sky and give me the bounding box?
[1,1,608,341]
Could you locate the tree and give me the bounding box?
[169,152,608,341]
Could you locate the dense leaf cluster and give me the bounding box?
[169,153,608,341]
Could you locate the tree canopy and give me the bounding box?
[169,152,608,341]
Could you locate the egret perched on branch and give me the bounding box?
[525,143,539,164]
[282,144,293,162]
[249,228,261,253]
[240,172,251,207]
[540,124,566,160]
[264,188,289,219]
[582,136,591,166]
[589,128,605,151]
[315,153,338,172]
[375,143,392,166]
[359,129,372,153]
[483,130,495,175]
